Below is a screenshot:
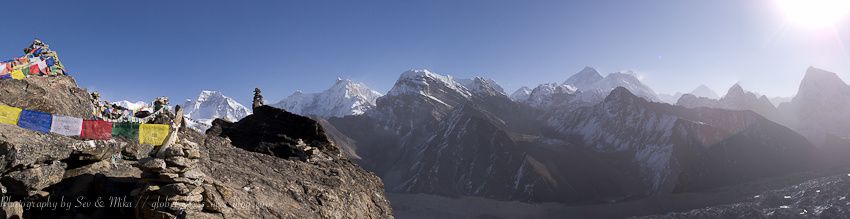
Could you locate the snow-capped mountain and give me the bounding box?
[520,83,576,108]
[677,83,781,123]
[112,100,148,110]
[516,67,658,109]
[273,78,382,118]
[509,86,531,101]
[690,84,719,99]
[328,69,574,202]
[307,67,841,206]
[563,66,603,90]
[549,87,814,193]
[578,71,658,102]
[182,90,252,131]
[458,77,505,95]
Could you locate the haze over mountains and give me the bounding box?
[166,66,850,210]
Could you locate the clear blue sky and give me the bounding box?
[0,0,848,105]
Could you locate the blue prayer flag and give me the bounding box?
[17,110,52,133]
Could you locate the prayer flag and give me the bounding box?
[36,59,48,71]
[29,64,40,76]
[17,110,52,133]
[0,105,22,125]
[50,115,83,136]
[139,124,169,145]
[46,57,55,67]
[81,120,112,140]
[10,69,24,80]
[112,122,139,139]
[21,65,30,76]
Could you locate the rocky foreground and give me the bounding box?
[0,76,393,218]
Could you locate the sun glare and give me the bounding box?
[776,0,850,28]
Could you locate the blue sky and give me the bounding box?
[0,0,847,104]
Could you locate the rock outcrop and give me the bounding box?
[0,76,93,118]
[0,76,393,218]
[208,105,341,161]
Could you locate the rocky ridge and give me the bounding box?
[0,76,393,218]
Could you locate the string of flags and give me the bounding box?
[0,39,67,80]
[0,104,170,146]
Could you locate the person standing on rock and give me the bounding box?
[253,88,264,109]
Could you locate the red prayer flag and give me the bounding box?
[29,64,40,76]
[81,120,113,140]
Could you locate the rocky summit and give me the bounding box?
[0,76,393,218]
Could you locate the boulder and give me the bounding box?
[0,76,93,118]
[0,124,74,171]
[1,161,66,195]
[208,105,342,160]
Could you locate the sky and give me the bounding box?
[0,0,848,105]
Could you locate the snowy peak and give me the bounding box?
[584,71,658,101]
[563,66,603,89]
[184,90,252,122]
[510,86,532,101]
[328,78,382,100]
[183,90,252,131]
[112,100,148,110]
[524,83,576,107]
[387,69,472,98]
[273,78,382,118]
[691,84,719,99]
[457,76,506,96]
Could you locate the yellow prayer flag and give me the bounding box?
[0,105,22,125]
[10,69,24,80]
[139,124,170,145]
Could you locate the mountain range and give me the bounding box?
[171,66,850,205]
[273,78,382,118]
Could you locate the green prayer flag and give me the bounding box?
[21,66,30,76]
[112,122,139,139]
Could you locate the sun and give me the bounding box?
[776,0,850,28]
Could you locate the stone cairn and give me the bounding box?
[252,87,264,109]
[134,106,206,218]
[135,140,205,218]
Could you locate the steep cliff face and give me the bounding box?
[0,76,393,218]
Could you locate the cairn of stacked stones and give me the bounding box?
[135,139,205,218]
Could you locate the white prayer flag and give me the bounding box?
[50,115,83,136]
[37,60,48,70]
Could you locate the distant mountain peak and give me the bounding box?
[691,84,719,99]
[457,76,506,95]
[604,86,639,103]
[274,78,382,118]
[563,67,603,89]
[183,90,252,131]
[510,86,532,101]
[726,83,745,96]
[388,69,472,98]
[799,67,848,94]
